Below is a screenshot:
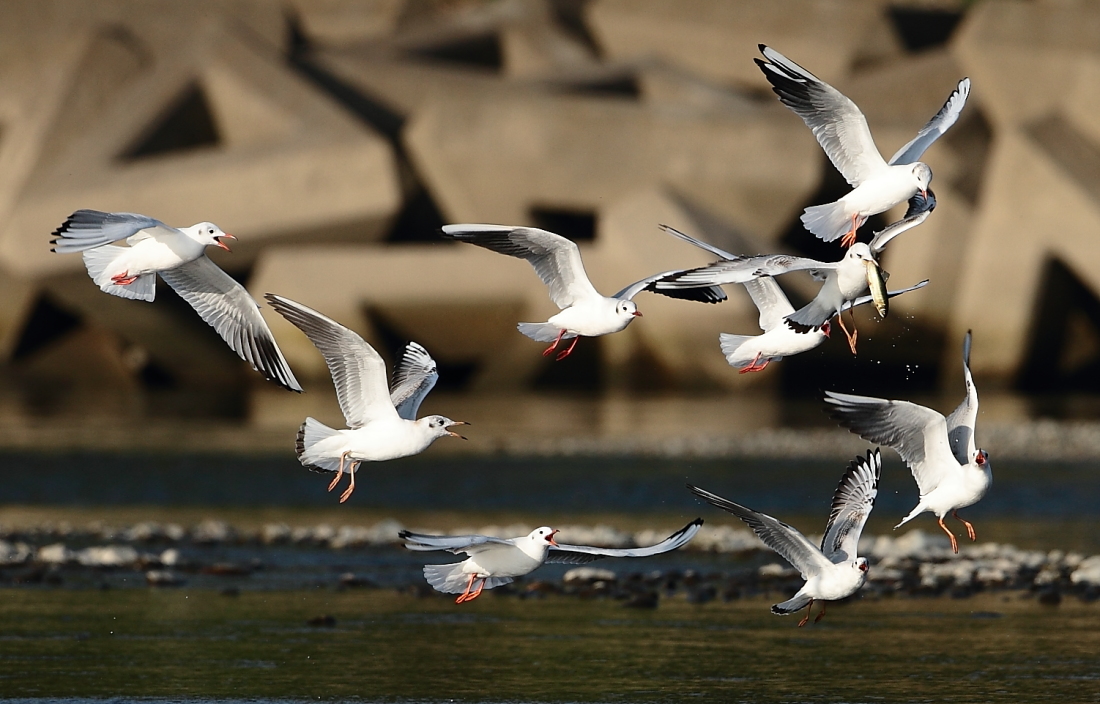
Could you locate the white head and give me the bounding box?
[528,526,559,547]
[854,557,869,576]
[911,162,932,198]
[615,299,642,321]
[187,222,236,252]
[846,242,876,263]
[419,415,469,440]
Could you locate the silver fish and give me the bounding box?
[865,260,888,318]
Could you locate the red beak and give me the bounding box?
[216,234,237,252]
[547,529,559,547]
[632,311,643,318]
[822,322,831,338]
[921,189,928,200]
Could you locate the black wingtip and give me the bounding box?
[758,43,767,52]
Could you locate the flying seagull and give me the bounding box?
[265,294,468,503]
[757,44,968,246]
[825,332,989,553]
[401,518,703,603]
[689,450,880,626]
[50,209,300,392]
[441,224,725,360]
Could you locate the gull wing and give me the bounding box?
[389,342,439,421]
[689,485,832,579]
[945,331,979,464]
[868,210,933,256]
[821,450,881,563]
[888,78,971,166]
[158,258,301,392]
[399,530,513,554]
[442,224,600,308]
[51,209,177,254]
[658,224,739,260]
[843,279,929,312]
[614,270,727,304]
[757,45,887,187]
[266,294,398,427]
[653,254,836,290]
[545,519,703,565]
[825,391,960,497]
[743,277,796,332]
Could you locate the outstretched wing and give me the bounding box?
[158,257,301,392]
[888,78,971,166]
[824,390,959,497]
[389,342,439,421]
[658,224,739,260]
[51,209,177,254]
[614,271,727,304]
[653,254,836,290]
[689,485,832,578]
[744,277,796,332]
[945,331,978,464]
[756,45,887,187]
[843,279,929,312]
[545,519,703,564]
[821,450,881,563]
[266,294,398,427]
[399,530,512,554]
[442,224,600,308]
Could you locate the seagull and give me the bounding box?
[655,195,933,354]
[50,209,301,392]
[441,224,726,360]
[264,294,468,504]
[401,518,703,603]
[756,44,969,246]
[721,275,929,373]
[689,450,880,626]
[825,332,989,553]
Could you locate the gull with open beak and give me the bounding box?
[265,294,468,503]
[50,209,300,391]
[441,224,725,360]
[401,519,703,603]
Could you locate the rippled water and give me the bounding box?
[1,589,1099,702]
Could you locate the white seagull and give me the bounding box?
[825,331,989,553]
[721,275,929,373]
[50,209,301,392]
[441,224,725,360]
[689,449,881,626]
[756,44,969,246]
[401,518,703,603]
[655,195,933,354]
[265,294,468,503]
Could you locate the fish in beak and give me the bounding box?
[547,529,560,547]
[446,421,470,440]
[216,233,237,252]
[864,259,889,318]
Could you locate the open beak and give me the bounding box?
[547,529,559,547]
[216,234,237,252]
[446,421,470,440]
[821,322,831,339]
[632,310,643,317]
[864,259,888,319]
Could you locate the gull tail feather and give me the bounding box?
[894,503,926,530]
[296,417,343,474]
[801,201,854,243]
[718,334,758,367]
[83,247,155,302]
[422,563,514,594]
[772,593,813,615]
[517,322,575,343]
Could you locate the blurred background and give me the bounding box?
[1,0,1099,456]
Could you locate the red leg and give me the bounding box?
[329,451,350,492]
[339,461,359,504]
[839,214,864,248]
[797,599,814,628]
[111,272,139,285]
[739,354,771,374]
[937,515,959,554]
[555,335,580,361]
[953,510,977,542]
[455,574,477,603]
[814,602,827,623]
[542,329,566,357]
[836,312,858,355]
[465,579,486,602]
